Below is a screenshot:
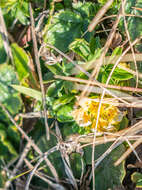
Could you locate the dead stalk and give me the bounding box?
[88,0,113,32]
[115,137,142,166]
[29,3,50,140]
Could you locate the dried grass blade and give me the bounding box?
[88,0,113,32]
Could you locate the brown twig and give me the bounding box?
[5,142,32,189]
[29,3,50,140]
[0,101,59,182]
[25,146,58,190]
[72,53,142,78]
[122,0,138,88]
[90,36,142,180]
[94,118,142,169]
[55,121,78,190]
[114,137,142,166]
[55,75,142,93]
[88,0,113,32]
[78,4,123,107]
[24,159,65,190]
[45,43,130,105]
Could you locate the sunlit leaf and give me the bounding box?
[44,10,82,52]
[0,64,22,114]
[11,43,37,87]
[53,94,75,111]
[45,63,64,76]
[11,85,42,101]
[0,125,17,159]
[131,172,142,188]
[47,81,64,97]
[57,105,74,122]
[69,39,91,61]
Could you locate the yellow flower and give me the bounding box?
[72,98,124,134]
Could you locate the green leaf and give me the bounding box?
[111,46,123,57]
[98,64,133,83]
[69,39,91,61]
[47,81,64,97]
[125,0,142,51]
[89,36,102,54]
[11,43,37,87]
[7,125,20,145]
[84,143,126,190]
[57,105,74,122]
[11,85,42,101]
[44,10,82,52]
[0,64,22,114]
[73,2,99,18]
[32,127,66,178]
[45,63,64,75]
[95,144,126,189]
[70,153,83,178]
[72,2,98,41]
[53,94,75,111]
[0,0,17,8]
[0,125,17,159]
[11,43,29,83]
[98,0,121,13]
[1,1,29,24]
[0,34,7,64]
[62,61,74,76]
[106,46,123,65]
[63,81,74,93]
[43,72,54,83]
[112,68,133,81]
[15,6,29,25]
[131,172,142,188]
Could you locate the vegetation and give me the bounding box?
[0,0,142,189]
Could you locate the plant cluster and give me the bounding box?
[0,0,142,189]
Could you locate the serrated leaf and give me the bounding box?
[73,2,98,18]
[0,64,22,114]
[11,85,42,101]
[44,10,82,52]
